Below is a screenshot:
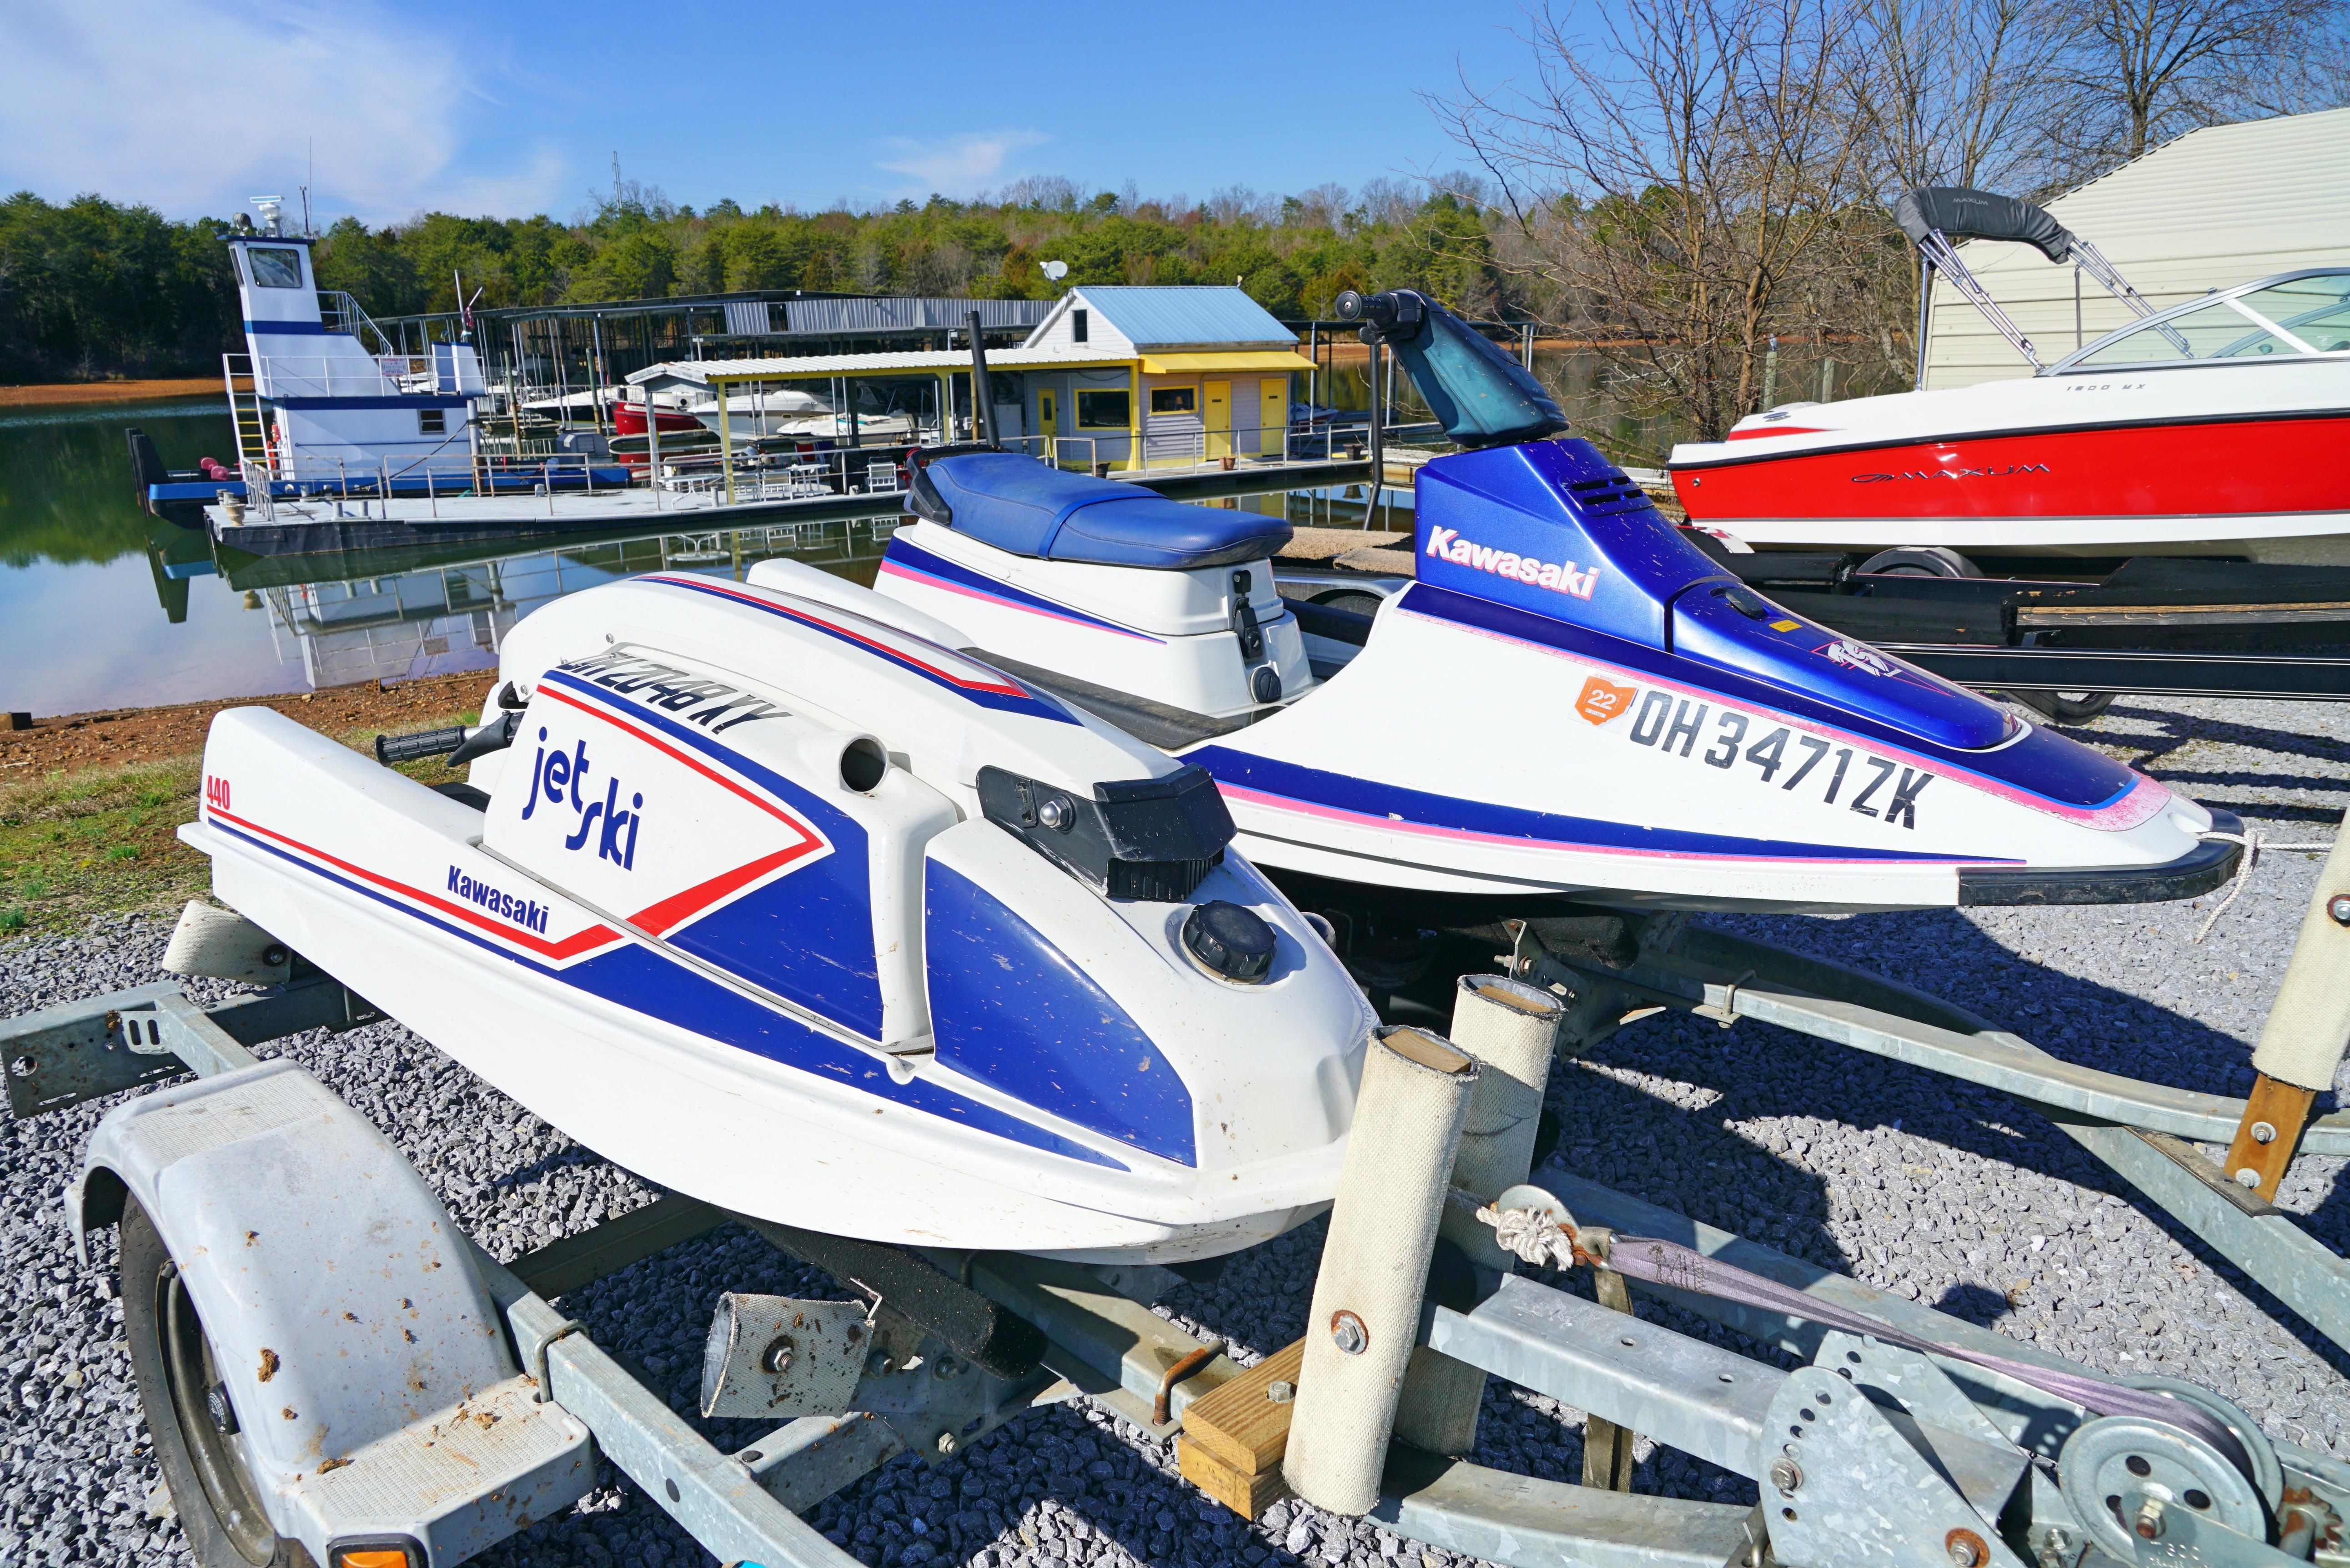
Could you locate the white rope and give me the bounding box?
[1476,1201,1578,1270]
[2191,827,2334,944]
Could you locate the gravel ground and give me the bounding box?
[3,690,2348,1568]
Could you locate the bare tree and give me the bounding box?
[1858,0,2067,195]
[1437,0,1878,440]
[2045,0,2346,177]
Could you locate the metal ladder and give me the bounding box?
[221,354,270,473]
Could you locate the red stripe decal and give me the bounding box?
[641,574,1029,698]
[211,807,622,960]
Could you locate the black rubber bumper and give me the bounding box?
[1957,807,2245,907]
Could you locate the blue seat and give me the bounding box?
[924,454,1291,570]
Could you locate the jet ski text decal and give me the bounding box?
[556,653,783,733]
[522,728,644,869]
[1423,526,1599,600]
[1612,688,1935,829]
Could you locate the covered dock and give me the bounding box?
[626,286,1322,500]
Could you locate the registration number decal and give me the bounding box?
[1615,689,1933,829]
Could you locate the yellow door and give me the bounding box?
[1259,379,1287,456]
[1038,390,1059,463]
[1205,380,1232,459]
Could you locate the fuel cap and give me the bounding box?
[1181,901,1276,983]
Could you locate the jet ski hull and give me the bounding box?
[1185,583,2224,914]
[181,574,1373,1262]
[870,435,2229,917]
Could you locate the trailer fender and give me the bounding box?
[76,1058,518,1488]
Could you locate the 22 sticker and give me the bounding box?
[1607,687,1934,829]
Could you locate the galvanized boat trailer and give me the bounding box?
[6,837,2349,1568]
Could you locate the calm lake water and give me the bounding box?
[0,397,1411,715]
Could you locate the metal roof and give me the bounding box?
[1923,106,2350,387]
[1072,286,1297,349]
[628,348,1133,384]
[775,297,1049,334]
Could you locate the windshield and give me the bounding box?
[245,246,306,289]
[2061,270,2350,370]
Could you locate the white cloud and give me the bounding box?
[875,130,1047,196]
[0,0,568,223]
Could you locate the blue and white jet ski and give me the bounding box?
[858,291,2240,921]
[180,571,1374,1261]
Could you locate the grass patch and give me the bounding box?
[0,702,481,940]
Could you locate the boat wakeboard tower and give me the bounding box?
[1667,187,2350,567]
[850,287,2238,946]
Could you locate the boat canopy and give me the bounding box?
[1894,188,2074,264]
[2053,267,2350,372]
[1897,186,2158,375]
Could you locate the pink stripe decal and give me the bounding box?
[1398,603,2169,831]
[639,574,1037,696]
[1217,784,2003,867]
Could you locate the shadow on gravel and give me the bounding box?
[1593,906,2350,1378]
[2064,704,2350,775]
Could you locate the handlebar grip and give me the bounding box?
[374,726,468,766]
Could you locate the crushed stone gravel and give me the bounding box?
[1,690,2345,1568]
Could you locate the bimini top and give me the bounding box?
[1893,187,2074,264]
[914,453,1292,570]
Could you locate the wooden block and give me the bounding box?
[1178,1434,1293,1519]
[1178,1338,1304,1475]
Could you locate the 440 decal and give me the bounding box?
[1577,675,1934,829]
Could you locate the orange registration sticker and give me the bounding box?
[1769,618,1800,632]
[1574,675,1637,726]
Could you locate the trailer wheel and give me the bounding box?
[121,1197,313,1568]
[2005,689,2118,724]
[1857,546,1981,578]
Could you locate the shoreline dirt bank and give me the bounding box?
[3,672,492,778]
[0,378,219,409]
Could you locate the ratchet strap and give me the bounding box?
[1476,1200,2256,1483]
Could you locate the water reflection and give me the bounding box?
[1,396,1415,714]
[231,518,909,692]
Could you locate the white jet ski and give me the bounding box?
[860,290,2241,924]
[179,570,1375,1262]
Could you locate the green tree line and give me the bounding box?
[1,177,1517,385]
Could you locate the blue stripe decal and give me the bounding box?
[244,319,334,335]
[275,395,472,411]
[539,669,887,1036]
[883,537,1167,643]
[209,817,1129,1170]
[926,860,1195,1165]
[1190,744,2011,864]
[640,575,1082,725]
[1399,583,2139,811]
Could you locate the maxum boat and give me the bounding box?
[1667,187,2350,566]
[181,569,1373,1260]
[859,287,2240,922]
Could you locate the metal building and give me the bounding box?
[1922,106,2350,389]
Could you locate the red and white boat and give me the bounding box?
[611,394,704,438]
[1669,189,2350,568]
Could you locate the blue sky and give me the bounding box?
[1,1,1545,226]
